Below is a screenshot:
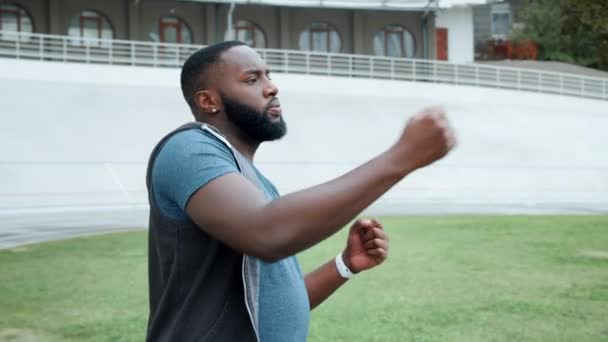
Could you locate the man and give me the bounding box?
[145,41,456,342]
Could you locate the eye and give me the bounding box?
[246,78,257,84]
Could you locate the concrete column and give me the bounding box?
[422,14,429,59]
[428,13,437,60]
[126,0,141,40]
[48,0,63,35]
[205,4,216,44]
[279,7,289,49]
[352,10,365,54]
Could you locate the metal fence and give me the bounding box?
[1,30,606,101]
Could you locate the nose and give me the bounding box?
[263,79,279,98]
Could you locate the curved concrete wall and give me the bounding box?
[1,58,607,217]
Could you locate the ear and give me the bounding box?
[194,90,221,115]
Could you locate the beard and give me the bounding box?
[221,93,287,142]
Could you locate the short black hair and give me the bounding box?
[180,40,247,113]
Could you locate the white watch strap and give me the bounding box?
[335,253,354,279]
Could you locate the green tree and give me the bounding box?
[514,0,566,61]
[515,0,608,71]
[562,0,608,70]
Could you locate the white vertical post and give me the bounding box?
[391,59,395,80]
[62,38,67,62]
[560,74,564,95]
[153,44,158,67]
[475,65,479,87]
[604,80,607,100]
[130,43,135,65]
[517,69,521,90]
[40,35,45,60]
[284,50,288,74]
[306,52,310,74]
[86,41,90,63]
[348,55,352,77]
[412,59,416,81]
[109,41,113,64]
[16,35,20,58]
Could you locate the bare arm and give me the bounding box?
[186,107,455,261]
[305,219,389,309]
[305,258,347,310]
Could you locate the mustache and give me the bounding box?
[264,97,280,111]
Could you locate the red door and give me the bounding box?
[436,27,448,61]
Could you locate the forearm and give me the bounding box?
[256,147,411,260]
[188,107,452,262]
[305,257,348,310]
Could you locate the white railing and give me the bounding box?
[1,30,607,101]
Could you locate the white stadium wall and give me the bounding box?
[1,58,607,220]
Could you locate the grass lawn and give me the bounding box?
[0,216,607,341]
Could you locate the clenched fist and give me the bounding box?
[393,106,456,172]
[342,218,389,273]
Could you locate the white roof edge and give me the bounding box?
[178,0,493,11]
[437,0,493,8]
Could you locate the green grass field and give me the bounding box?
[1,216,607,342]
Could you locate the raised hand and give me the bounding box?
[342,218,389,274]
[394,106,457,172]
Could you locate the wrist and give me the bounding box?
[340,251,356,273]
[385,145,416,178]
[336,252,354,279]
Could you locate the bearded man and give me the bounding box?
[145,41,456,342]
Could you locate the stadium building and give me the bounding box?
[1,0,497,63]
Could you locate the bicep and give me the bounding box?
[185,172,270,255]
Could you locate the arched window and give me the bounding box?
[235,20,266,48]
[0,3,33,41]
[149,16,192,44]
[299,22,341,53]
[373,25,415,58]
[68,10,114,46]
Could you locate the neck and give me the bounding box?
[205,120,259,162]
